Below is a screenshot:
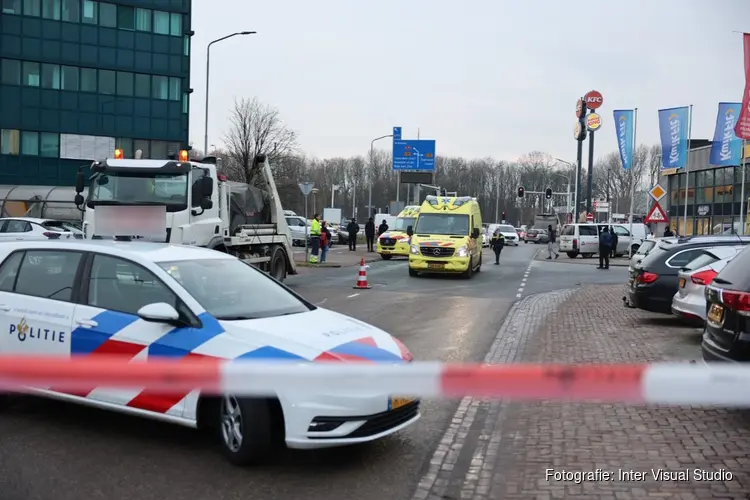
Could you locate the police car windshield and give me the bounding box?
[414,214,469,236]
[393,217,415,231]
[159,259,310,320]
[88,172,188,211]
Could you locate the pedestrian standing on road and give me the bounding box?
[546,224,559,260]
[597,226,612,269]
[490,227,505,264]
[365,217,376,252]
[309,213,322,263]
[319,221,330,263]
[664,226,674,237]
[347,218,359,251]
[378,219,389,236]
[610,226,618,258]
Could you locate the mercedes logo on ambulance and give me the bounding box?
[433,248,441,256]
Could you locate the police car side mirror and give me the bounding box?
[137,302,180,324]
[406,225,413,236]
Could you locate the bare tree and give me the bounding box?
[223,97,297,184]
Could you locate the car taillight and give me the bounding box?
[637,271,659,284]
[43,232,61,239]
[720,290,750,316]
[691,269,718,286]
[573,238,578,249]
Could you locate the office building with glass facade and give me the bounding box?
[665,142,750,236]
[0,0,192,185]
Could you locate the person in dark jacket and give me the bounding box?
[365,217,376,252]
[664,226,674,237]
[378,219,389,236]
[610,226,618,258]
[598,226,612,269]
[490,227,505,264]
[347,218,359,251]
[546,224,559,260]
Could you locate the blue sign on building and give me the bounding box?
[392,139,436,171]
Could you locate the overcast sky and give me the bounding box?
[190,0,750,163]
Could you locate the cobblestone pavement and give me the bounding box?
[413,285,750,500]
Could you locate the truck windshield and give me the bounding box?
[414,213,470,236]
[87,172,189,211]
[393,217,416,231]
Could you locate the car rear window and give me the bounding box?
[579,225,598,236]
[561,225,574,236]
[682,251,721,272]
[636,240,656,255]
[713,246,750,289]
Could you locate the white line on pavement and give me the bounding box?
[347,293,360,299]
[315,298,328,306]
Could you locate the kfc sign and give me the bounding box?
[583,90,603,110]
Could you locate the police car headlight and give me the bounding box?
[410,244,420,255]
[456,245,469,257]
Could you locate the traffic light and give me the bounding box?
[545,187,552,199]
[517,186,525,198]
[501,211,506,221]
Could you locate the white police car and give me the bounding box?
[0,240,419,465]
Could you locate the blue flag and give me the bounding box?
[658,106,690,170]
[613,110,634,170]
[709,102,742,166]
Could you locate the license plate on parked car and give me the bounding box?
[427,263,445,270]
[707,303,724,324]
[679,278,686,288]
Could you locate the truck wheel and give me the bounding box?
[566,252,578,258]
[269,246,287,282]
[381,254,392,260]
[217,395,274,466]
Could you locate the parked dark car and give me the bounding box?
[703,245,750,362]
[524,228,549,244]
[626,235,750,314]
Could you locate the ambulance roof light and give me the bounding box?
[114,148,124,159]
[179,150,189,162]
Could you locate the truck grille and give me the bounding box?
[420,247,455,257]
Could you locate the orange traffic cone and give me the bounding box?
[353,258,372,289]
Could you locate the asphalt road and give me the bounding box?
[0,243,624,500]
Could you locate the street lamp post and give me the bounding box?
[368,134,393,218]
[204,31,256,154]
[554,158,575,222]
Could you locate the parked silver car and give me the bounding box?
[671,245,745,324]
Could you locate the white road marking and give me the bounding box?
[516,258,535,299]
[347,293,360,298]
[315,298,328,306]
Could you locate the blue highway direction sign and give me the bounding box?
[392,139,436,171]
[393,126,402,140]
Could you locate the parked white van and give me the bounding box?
[598,223,652,256]
[559,224,600,258]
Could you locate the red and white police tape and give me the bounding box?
[1,355,749,406]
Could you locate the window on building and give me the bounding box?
[134,73,150,97]
[153,10,169,35]
[82,0,96,23]
[41,0,60,19]
[80,67,97,92]
[135,8,151,31]
[22,62,40,87]
[168,77,180,101]
[167,142,181,157]
[183,36,190,56]
[151,140,167,159]
[182,92,188,114]
[152,75,168,100]
[22,0,39,16]
[41,64,60,89]
[170,12,182,36]
[40,133,59,157]
[98,69,115,94]
[61,0,78,21]
[116,138,133,158]
[99,2,116,27]
[61,65,78,91]
[1,130,20,155]
[1,59,21,85]
[21,131,39,156]
[2,0,21,14]
[117,5,134,30]
[116,71,133,96]
[133,139,150,158]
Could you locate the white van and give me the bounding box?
[559,224,599,258]
[599,223,651,256]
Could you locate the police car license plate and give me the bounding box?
[427,263,444,270]
[390,397,414,410]
[707,303,724,324]
[679,278,686,288]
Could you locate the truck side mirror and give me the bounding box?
[200,198,213,210]
[406,225,413,236]
[201,176,214,197]
[74,194,84,206]
[471,228,480,239]
[75,171,84,193]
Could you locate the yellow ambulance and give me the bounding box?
[377,205,421,260]
[407,196,483,278]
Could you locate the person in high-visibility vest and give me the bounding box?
[309,213,322,263]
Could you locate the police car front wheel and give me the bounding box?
[217,395,273,465]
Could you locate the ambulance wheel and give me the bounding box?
[217,396,273,466]
[381,254,392,260]
[476,254,482,273]
[462,262,473,279]
[409,267,418,277]
[269,246,287,282]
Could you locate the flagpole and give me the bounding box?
[741,140,747,235]
[682,104,694,235]
[628,108,638,257]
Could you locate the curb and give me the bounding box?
[535,255,630,267]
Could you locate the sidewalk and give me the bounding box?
[293,246,384,268]
[535,252,630,267]
[414,285,750,500]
